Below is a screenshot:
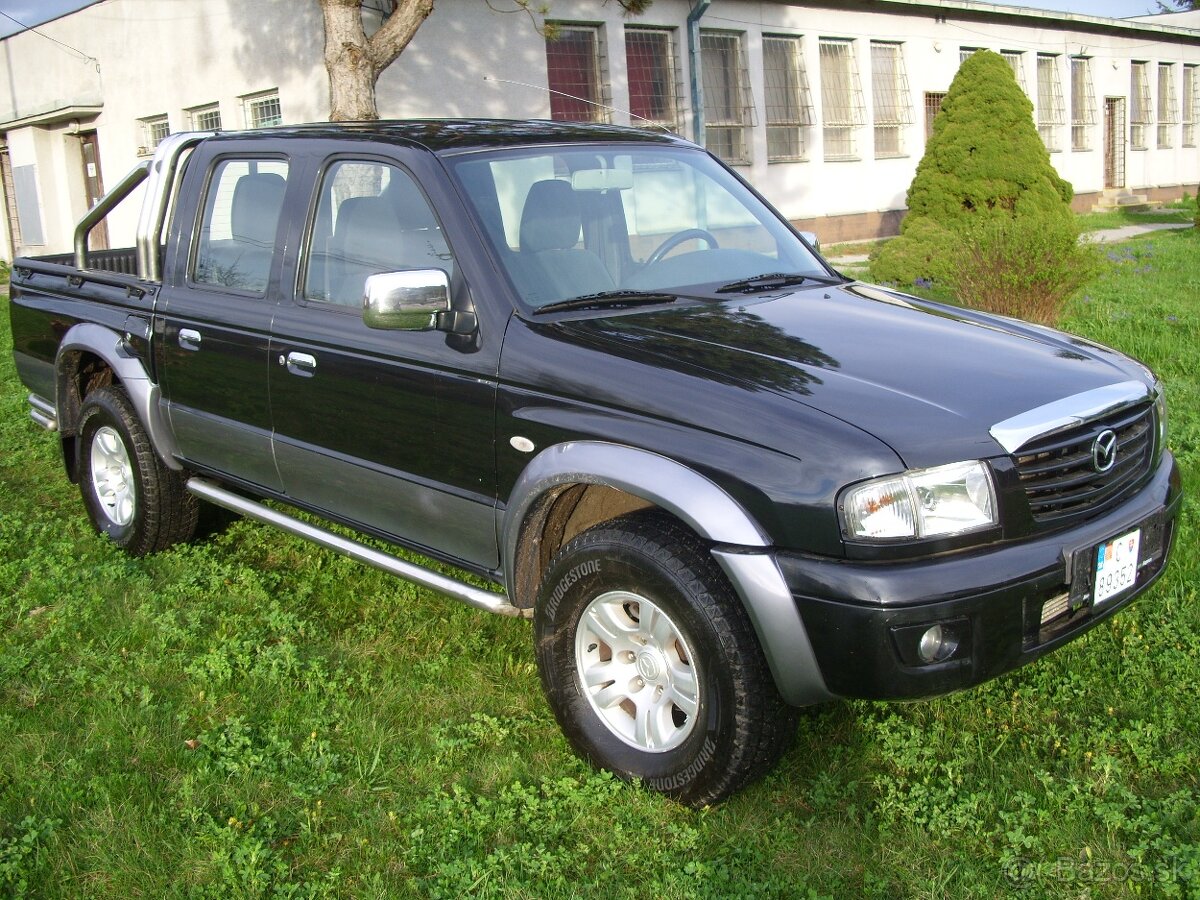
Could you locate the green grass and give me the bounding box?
[2,231,1199,897]
[1077,204,1196,234]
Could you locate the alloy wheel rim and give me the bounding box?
[575,590,701,753]
[90,426,135,527]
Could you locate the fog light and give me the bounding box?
[918,624,959,664]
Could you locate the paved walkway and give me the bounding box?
[823,221,1194,268]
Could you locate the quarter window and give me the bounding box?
[193,158,289,294]
[304,161,453,307]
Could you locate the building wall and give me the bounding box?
[1,0,1197,259]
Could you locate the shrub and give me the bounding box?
[871,50,1093,324]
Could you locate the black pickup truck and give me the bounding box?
[9,121,1181,805]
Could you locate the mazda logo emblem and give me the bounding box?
[1092,429,1118,473]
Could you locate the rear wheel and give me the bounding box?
[78,385,198,556]
[534,510,797,806]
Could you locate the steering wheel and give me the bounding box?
[644,229,720,266]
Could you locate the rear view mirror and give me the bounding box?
[571,168,634,192]
[363,269,450,331]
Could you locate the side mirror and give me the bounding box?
[799,231,820,251]
[363,269,452,331]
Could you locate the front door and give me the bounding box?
[157,150,293,491]
[269,156,499,567]
[1104,97,1126,190]
[79,132,109,251]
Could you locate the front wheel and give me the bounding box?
[534,511,797,806]
[78,385,198,556]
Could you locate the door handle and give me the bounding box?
[178,328,202,351]
[280,351,317,377]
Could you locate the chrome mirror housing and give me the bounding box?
[362,269,451,331]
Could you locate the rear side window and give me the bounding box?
[303,160,454,307]
[193,158,289,293]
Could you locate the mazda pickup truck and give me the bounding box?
[9,121,1181,805]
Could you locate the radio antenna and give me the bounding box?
[483,75,674,134]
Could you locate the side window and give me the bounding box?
[193,158,289,293]
[304,160,454,307]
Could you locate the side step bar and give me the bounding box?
[186,477,529,619]
[28,394,58,432]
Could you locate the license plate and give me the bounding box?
[1093,529,1141,607]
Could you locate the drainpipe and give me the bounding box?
[687,0,711,146]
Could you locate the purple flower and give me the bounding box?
[914,277,932,289]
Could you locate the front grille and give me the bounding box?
[1015,401,1155,527]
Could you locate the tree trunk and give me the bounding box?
[320,0,435,122]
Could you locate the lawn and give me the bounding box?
[1,229,1198,898]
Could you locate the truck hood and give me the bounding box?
[562,282,1150,467]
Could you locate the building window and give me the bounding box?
[958,47,981,66]
[819,38,866,161]
[1002,51,1028,94]
[700,31,752,164]
[1131,62,1152,150]
[1036,54,1065,152]
[243,91,282,129]
[625,27,680,133]
[546,25,608,123]
[1070,57,1096,151]
[188,104,222,132]
[1185,65,1197,147]
[762,35,813,162]
[924,91,947,143]
[1157,62,1178,148]
[871,42,912,158]
[138,114,170,155]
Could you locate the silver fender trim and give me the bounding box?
[502,441,831,706]
[56,322,183,470]
[711,551,833,707]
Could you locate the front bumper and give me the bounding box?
[777,452,1182,700]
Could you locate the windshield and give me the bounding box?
[447,145,828,311]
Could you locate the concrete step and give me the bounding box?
[1091,192,1162,213]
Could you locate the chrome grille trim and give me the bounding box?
[989,381,1152,454]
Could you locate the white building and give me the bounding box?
[1,0,1198,259]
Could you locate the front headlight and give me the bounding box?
[840,461,998,541]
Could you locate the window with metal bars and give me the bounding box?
[1002,51,1029,94]
[1185,65,1198,147]
[243,91,282,128]
[1157,62,1178,148]
[188,105,222,132]
[959,47,982,66]
[762,35,813,162]
[819,38,866,161]
[546,25,609,123]
[701,31,753,164]
[1036,54,1065,152]
[1070,57,1096,151]
[924,91,946,143]
[138,115,169,155]
[871,41,911,158]
[1130,62,1153,150]
[624,28,680,133]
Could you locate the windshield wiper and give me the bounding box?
[716,272,841,294]
[532,290,678,315]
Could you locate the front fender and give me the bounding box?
[500,441,831,707]
[56,322,182,470]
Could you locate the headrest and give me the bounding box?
[519,179,582,253]
[230,172,286,246]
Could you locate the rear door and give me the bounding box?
[268,152,501,568]
[157,145,293,490]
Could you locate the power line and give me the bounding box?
[0,8,98,65]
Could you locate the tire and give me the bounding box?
[534,510,798,806]
[77,385,198,556]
